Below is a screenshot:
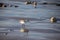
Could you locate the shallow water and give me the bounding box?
[0,1,60,40]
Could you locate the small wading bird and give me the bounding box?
[32,1,37,8]
[19,19,29,40]
[0,3,4,7]
[50,17,57,23]
[0,3,10,7]
[19,19,29,33]
[25,1,37,8]
[0,3,19,8]
[25,1,32,5]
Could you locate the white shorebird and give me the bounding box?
[25,1,32,5]
[50,17,57,23]
[33,1,37,8]
[19,19,29,40]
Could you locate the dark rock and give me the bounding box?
[4,5,7,7]
[15,5,19,8]
[56,4,60,6]
[43,2,48,5]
